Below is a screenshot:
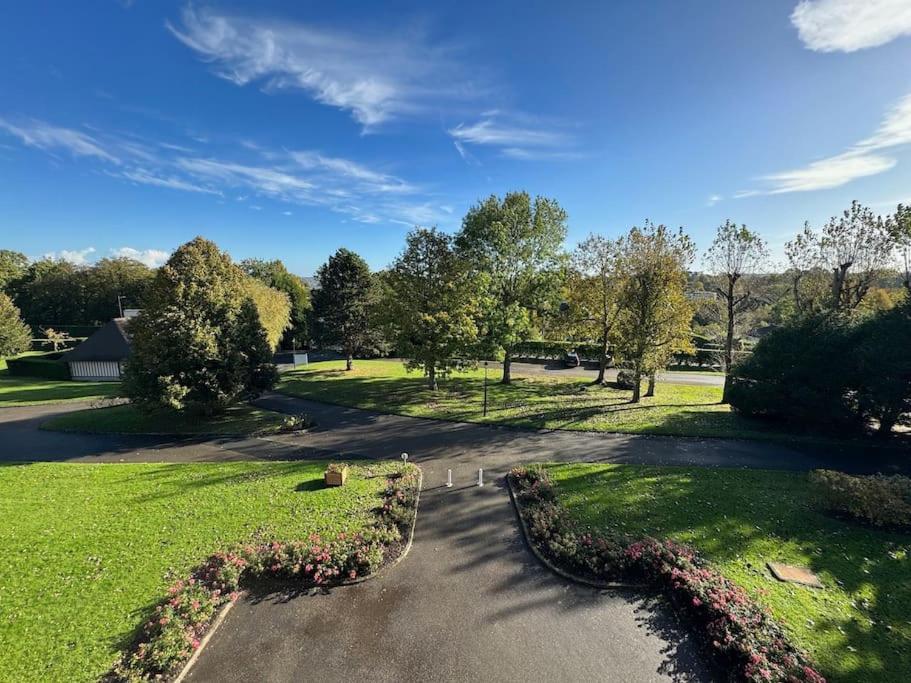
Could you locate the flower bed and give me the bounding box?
[111,465,420,681]
[509,465,824,683]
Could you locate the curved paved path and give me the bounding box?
[2,396,905,682]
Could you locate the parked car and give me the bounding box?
[563,351,581,368]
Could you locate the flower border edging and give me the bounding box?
[506,475,644,590]
[174,467,423,682]
[110,465,422,682]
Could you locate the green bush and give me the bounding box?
[810,469,911,528]
[5,352,70,380]
[728,314,860,431]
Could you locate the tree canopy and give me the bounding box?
[240,258,311,349]
[0,292,31,358]
[123,237,276,415]
[311,248,374,370]
[456,191,567,383]
[385,228,482,390]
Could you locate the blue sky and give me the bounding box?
[1,1,910,274]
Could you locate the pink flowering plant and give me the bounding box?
[113,464,420,681]
[510,465,825,683]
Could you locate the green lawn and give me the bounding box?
[546,463,911,683]
[0,460,402,682]
[277,360,824,443]
[40,403,287,436]
[0,354,120,406]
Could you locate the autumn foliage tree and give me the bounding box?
[614,222,695,402]
[0,292,30,359]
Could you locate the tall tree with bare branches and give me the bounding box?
[704,220,768,402]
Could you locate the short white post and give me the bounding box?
[401,452,408,463]
[446,469,453,488]
[477,468,484,487]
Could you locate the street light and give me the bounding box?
[483,360,489,417]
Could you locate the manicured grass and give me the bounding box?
[546,463,911,683]
[0,375,120,406]
[40,403,287,435]
[0,460,402,682]
[277,360,823,443]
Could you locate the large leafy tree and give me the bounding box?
[614,222,695,402]
[242,278,291,350]
[0,250,28,295]
[311,249,373,370]
[704,220,768,402]
[568,234,623,384]
[456,191,567,384]
[240,258,311,349]
[385,228,481,390]
[13,258,86,327]
[82,257,154,322]
[891,204,910,293]
[123,237,276,415]
[0,292,31,358]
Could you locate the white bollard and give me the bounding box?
[446,469,453,488]
[401,452,408,463]
[477,468,484,487]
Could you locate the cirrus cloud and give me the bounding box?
[791,0,911,53]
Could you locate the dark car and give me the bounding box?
[563,351,581,368]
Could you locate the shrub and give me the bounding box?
[727,314,859,431]
[279,413,314,432]
[615,368,637,389]
[810,469,911,528]
[510,466,825,683]
[5,352,70,379]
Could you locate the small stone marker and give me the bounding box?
[767,562,823,588]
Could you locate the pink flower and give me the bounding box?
[192,638,201,649]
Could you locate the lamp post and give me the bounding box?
[483,360,489,417]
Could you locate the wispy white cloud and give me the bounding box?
[761,151,896,194]
[44,247,97,265]
[110,247,170,267]
[744,91,911,195]
[118,168,222,195]
[290,151,416,193]
[167,6,474,129]
[0,119,119,163]
[791,0,911,52]
[706,194,723,207]
[448,113,576,161]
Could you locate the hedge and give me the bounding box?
[5,352,71,380]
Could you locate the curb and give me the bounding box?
[173,467,423,682]
[506,476,645,591]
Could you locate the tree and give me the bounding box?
[786,202,894,313]
[0,292,30,358]
[82,257,154,323]
[40,327,71,352]
[13,258,85,327]
[704,220,769,402]
[456,192,567,384]
[312,249,373,371]
[568,234,623,384]
[385,228,481,390]
[240,258,311,348]
[890,204,911,293]
[614,222,695,402]
[242,278,291,350]
[122,237,277,415]
[0,250,28,294]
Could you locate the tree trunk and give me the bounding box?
[878,411,898,436]
[501,349,512,385]
[630,369,642,403]
[596,334,609,384]
[722,277,735,403]
[427,363,438,391]
[346,353,353,371]
[645,372,656,397]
